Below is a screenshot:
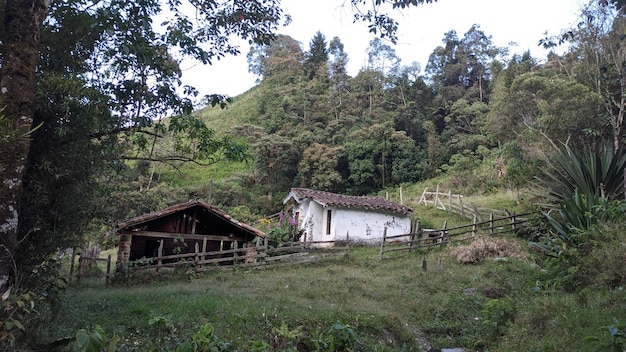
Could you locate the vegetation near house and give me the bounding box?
[1,0,626,350]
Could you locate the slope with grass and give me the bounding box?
[31,230,625,351]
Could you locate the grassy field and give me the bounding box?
[30,233,625,351]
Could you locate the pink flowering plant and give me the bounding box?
[264,211,299,244]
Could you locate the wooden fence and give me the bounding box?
[417,186,509,221]
[379,212,532,259]
[119,238,350,275]
[69,249,113,285]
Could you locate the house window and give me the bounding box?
[326,209,332,235]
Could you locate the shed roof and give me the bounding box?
[283,188,413,215]
[116,199,266,238]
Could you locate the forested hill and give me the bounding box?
[169,22,611,217]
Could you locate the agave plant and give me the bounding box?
[534,142,626,208]
[531,141,625,255]
[531,190,605,255]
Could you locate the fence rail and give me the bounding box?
[418,186,510,221]
[379,212,532,259]
[119,239,349,275]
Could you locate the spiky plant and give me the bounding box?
[534,142,626,208]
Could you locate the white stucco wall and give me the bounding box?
[293,200,412,243]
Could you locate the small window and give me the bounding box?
[326,209,332,235]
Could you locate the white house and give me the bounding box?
[282,188,414,244]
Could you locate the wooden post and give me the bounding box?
[194,242,200,267]
[69,247,76,283]
[233,241,239,267]
[346,231,350,250]
[418,187,428,206]
[191,209,197,235]
[447,189,452,211]
[459,195,464,219]
[435,185,440,209]
[510,213,516,233]
[157,240,164,271]
[202,237,207,264]
[220,240,224,252]
[422,257,427,272]
[472,214,477,237]
[490,212,494,236]
[442,220,448,243]
[379,227,387,260]
[106,255,111,286]
[400,186,403,205]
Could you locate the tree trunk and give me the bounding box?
[0,0,48,293]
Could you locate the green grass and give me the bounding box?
[27,242,626,351]
[157,160,252,189]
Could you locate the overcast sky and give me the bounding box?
[180,0,586,99]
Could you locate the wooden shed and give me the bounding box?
[116,199,266,266]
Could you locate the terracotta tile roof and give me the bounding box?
[116,199,266,237]
[285,188,413,215]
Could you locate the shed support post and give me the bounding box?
[157,240,164,272]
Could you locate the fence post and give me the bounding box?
[472,214,477,237]
[233,241,238,267]
[510,212,516,233]
[106,255,111,286]
[489,212,494,236]
[346,231,350,250]
[447,189,452,211]
[435,185,440,210]
[69,247,76,284]
[418,187,428,205]
[379,227,387,260]
[442,221,448,243]
[400,186,403,205]
[459,195,465,219]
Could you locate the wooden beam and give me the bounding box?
[119,231,240,242]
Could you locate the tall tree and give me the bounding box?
[1,0,287,291]
[328,36,350,120]
[567,1,626,150]
[305,31,329,79]
[0,0,49,294]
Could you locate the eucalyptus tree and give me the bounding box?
[366,37,401,75]
[488,71,604,152]
[328,36,350,120]
[564,1,626,151]
[425,25,505,164]
[249,35,308,131]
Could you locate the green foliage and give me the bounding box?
[263,212,299,244]
[585,318,626,351]
[75,325,119,352]
[534,142,626,207]
[0,290,37,348]
[480,297,516,341]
